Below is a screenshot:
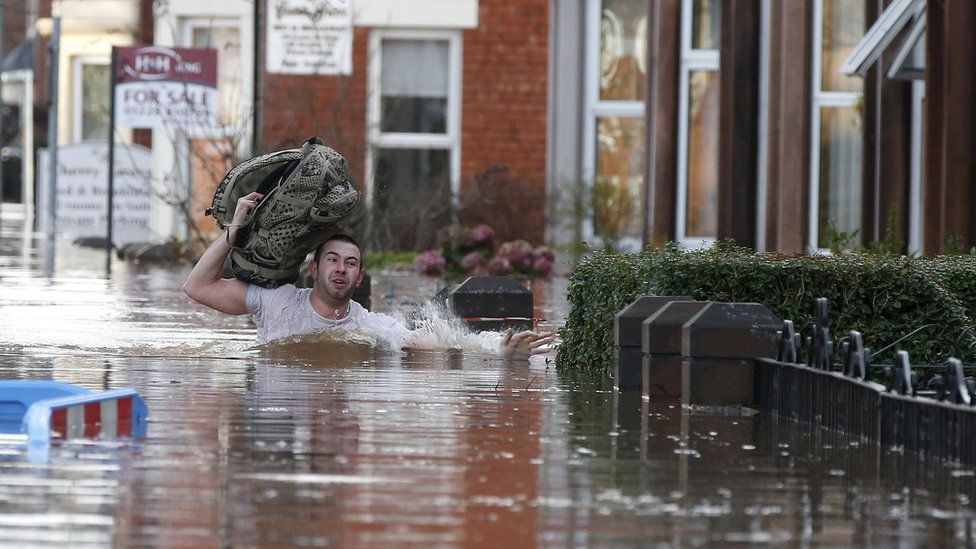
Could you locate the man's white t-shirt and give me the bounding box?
[246,284,411,348]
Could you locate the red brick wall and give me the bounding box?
[460,0,549,245]
[1,1,27,58]
[258,0,550,247]
[259,27,369,183]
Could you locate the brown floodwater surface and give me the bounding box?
[1,220,976,547]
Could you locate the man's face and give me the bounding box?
[310,240,364,302]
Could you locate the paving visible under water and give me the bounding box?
[1,221,975,547]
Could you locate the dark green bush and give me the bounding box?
[923,255,976,320]
[556,245,976,373]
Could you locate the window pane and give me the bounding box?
[686,70,719,238]
[599,0,648,101]
[381,97,447,134]
[691,0,721,50]
[381,40,448,97]
[594,116,644,240]
[381,40,449,134]
[193,26,241,125]
[821,0,864,92]
[818,107,862,245]
[373,148,452,250]
[81,63,110,140]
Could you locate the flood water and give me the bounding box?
[2,219,976,547]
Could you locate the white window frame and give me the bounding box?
[887,12,926,81]
[840,0,922,77]
[581,0,646,252]
[71,56,110,143]
[1,70,34,218]
[756,0,771,251]
[365,29,462,211]
[676,0,720,248]
[808,0,863,252]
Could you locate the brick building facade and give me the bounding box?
[3,0,551,251]
[258,1,549,249]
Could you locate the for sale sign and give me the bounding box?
[114,46,218,130]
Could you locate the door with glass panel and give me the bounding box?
[584,0,647,251]
[184,20,244,240]
[72,57,110,142]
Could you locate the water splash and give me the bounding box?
[248,301,510,365]
[390,300,505,355]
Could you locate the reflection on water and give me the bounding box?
[1,220,976,546]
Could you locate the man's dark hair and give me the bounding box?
[314,233,364,266]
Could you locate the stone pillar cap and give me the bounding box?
[613,295,692,347]
[682,302,781,359]
[642,301,710,354]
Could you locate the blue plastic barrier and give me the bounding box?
[0,380,148,445]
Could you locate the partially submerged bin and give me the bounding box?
[440,276,534,332]
[613,295,691,390]
[0,380,148,445]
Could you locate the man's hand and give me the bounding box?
[227,192,264,243]
[500,329,556,360]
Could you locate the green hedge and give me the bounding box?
[923,255,976,320]
[556,245,976,373]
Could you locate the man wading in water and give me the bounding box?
[183,192,555,358]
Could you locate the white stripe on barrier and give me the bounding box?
[100,399,117,438]
[66,406,84,439]
[460,317,538,322]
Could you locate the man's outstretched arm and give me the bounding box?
[182,192,262,315]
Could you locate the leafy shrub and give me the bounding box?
[556,244,976,374]
[922,255,976,320]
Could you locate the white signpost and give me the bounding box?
[38,143,153,246]
[266,0,353,75]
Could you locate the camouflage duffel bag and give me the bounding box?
[206,136,360,288]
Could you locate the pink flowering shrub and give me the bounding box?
[532,256,553,276]
[415,223,555,278]
[497,240,536,272]
[413,250,446,275]
[460,250,487,271]
[486,257,513,276]
[472,224,496,247]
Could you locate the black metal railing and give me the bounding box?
[761,297,976,465]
